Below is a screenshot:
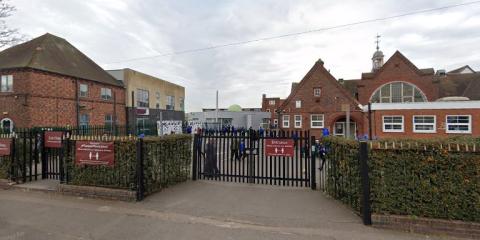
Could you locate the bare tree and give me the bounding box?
[0,0,24,48]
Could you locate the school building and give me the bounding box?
[262,45,480,139]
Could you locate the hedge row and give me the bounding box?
[0,155,10,179]
[142,135,192,196]
[321,136,480,222]
[370,148,480,222]
[66,140,138,190]
[66,134,192,196]
[321,137,361,212]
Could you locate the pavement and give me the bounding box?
[0,180,463,240]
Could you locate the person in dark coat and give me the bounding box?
[204,139,219,178]
[231,137,240,161]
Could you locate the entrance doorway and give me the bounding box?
[333,120,357,139]
[0,118,13,133]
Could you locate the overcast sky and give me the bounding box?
[5,0,480,111]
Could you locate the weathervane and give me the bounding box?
[375,34,381,51]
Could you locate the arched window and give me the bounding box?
[370,82,426,103]
[0,118,14,133]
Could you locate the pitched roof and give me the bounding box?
[340,79,360,98]
[437,72,480,100]
[361,51,434,79]
[0,33,122,87]
[448,65,475,74]
[280,59,362,110]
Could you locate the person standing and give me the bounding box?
[231,137,240,161]
[204,139,219,178]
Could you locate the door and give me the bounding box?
[333,122,357,138]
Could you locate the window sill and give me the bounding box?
[382,130,404,133]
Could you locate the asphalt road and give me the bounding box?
[0,181,462,240]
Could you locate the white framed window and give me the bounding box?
[79,84,88,97]
[311,114,324,128]
[282,115,290,128]
[370,82,426,103]
[382,115,404,132]
[266,109,270,112]
[295,100,301,108]
[294,115,302,128]
[413,115,436,133]
[269,100,275,105]
[314,88,321,97]
[273,119,278,126]
[0,75,13,92]
[101,88,112,100]
[446,115,471,134]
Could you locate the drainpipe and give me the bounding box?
[75,80,79,127]
[113,91,117,135]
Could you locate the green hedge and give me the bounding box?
[0,155,10,179]
[321,136,480,222]
[370,147,480,222]
[142,134,192,196]
[65,134,192,195]
[321,137,362,212]
[66,140,138,190]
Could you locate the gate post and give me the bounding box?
[136,138,145,201]
[41,130,47,179]
[192,134,198,181]
[59,133,65,183]
[359,141,372,225]
[310,136,317,190]
[10,136,16,182]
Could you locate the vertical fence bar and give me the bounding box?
[359,141,372,225]
[10,136,16,182]
[34,132,38,180]
[22,132,27,183]
[310,135,316,190]
[136,138,145,201]
[192,134,198,181]
[28,131,33,182]
[41,131,47,179]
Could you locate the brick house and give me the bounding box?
[262,46,480,139]
[0,33,126,131]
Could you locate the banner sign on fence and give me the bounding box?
[265,139,294,157]
[44,131,64,148]
[75,141,115,166]
[0,139,12,156]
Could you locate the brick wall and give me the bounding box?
[0,69,126,128]
[356,52,439,104]
[371,108,480,138]
[277,61,366,138]
[261,95,284,125]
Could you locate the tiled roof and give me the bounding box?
[0,33,122,87]
[437,73,480,100]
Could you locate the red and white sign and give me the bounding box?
[75,141,115,166]
[44,131,64,148]
[265,139,295,157]
[0,139,12,157]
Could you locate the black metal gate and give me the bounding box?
[4,129,68,183]
[40,130,67,181]
[192,130,315,188]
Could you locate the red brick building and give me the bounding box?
[0,33,126,131]
[262,47,480,139]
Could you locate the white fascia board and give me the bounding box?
[362,101,480,112]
